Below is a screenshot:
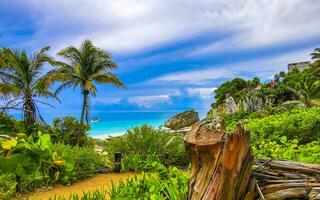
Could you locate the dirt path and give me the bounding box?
[26,173,137,200]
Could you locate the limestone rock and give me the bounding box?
[164,110,199,130]
[226,96,239,113]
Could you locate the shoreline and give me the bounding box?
[88,132,125,139]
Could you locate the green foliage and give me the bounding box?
[51,116,88,146]
[211,61,319,109]
[52,144,104,181]
[121,154,161,172]
[103,124,188,168]
[253,137,320,163]
[109,162,188,200]
[247,107,320,144]
[0,173,17,200]
[49,188,108,200]
[218,106,320,163]
[0,132,74,192]
[282,63,320,106]
[213,77,256,107]
[0,113,24,135]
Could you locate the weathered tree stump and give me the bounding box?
[184,122,254,200]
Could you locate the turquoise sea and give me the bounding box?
[12,110,207,138]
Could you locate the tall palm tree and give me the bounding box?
[311,48,320,61]
[51,40,125,133]
[0,47,57,127]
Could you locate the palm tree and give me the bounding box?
[311,48,320,61]
[0,47,57,127]
[284,75,320,107]
[51,40,125,137]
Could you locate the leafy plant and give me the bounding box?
[103,124,188,168]
[253,136,320,163]
[49,188,108,200]
[52,143,104,181]
[0,132,74,192]
[109,162,188,200]
[247,107,320,145]
[0,173,17,200]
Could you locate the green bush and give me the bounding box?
[109,162,188,200]
[0,113,24,135]
[52,144,104,181]
[103,124,188,168]
[0,132,74,192]
[253,136,320,163]
[121,154,161,172]
[247,107,320,144]
[0,173,17,200]
[51,116,88,146]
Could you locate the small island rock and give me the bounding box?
[164,110,200,130]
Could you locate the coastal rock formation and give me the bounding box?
[226,96,239,113]
[164,110,199,130]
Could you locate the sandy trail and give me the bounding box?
[25,173,137,200]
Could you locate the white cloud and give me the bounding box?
[14,0,320,55]
[93,97,122,105]
[148,46,314,84]
[186,87,216,99]
[150,68,236,84]
[128,95,171,108]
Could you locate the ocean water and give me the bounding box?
[11,110,207,138]
[89,111,206,138]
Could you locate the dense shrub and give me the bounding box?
[247,107,320,144]
[0,113,24,135]
[0,173,17,200]
[109,162,188,200]
[52,144,104,181]
[103,124,188,168]
[253,136,320,163]
[51,116,88,146]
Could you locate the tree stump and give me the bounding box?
[184,122,254,200]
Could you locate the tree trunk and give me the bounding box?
[184,121,320,200]
[184,122,254,200]
[79,91,87,145]
[23,94,36,127]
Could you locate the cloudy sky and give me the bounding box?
[1,0,320,114]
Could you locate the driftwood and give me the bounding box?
[185,122,254,200]
[184,121,320,200]
[253,159,320,200]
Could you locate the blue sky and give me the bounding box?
[1,0,320,116]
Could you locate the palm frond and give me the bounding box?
[84,80,97,96]
[91,73,126,88]
[54,80,76,95]
[0,83,21,100]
